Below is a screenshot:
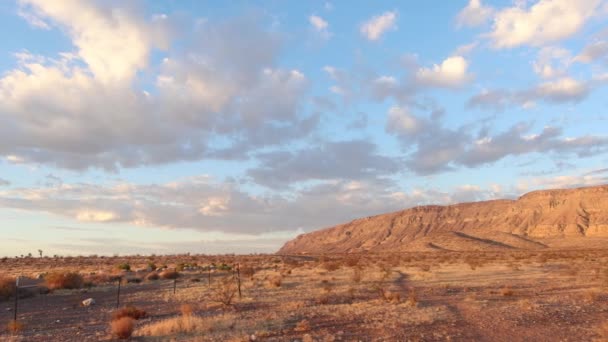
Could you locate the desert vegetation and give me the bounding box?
[0,250,607,340]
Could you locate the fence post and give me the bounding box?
[13,276,20,321]
[236,263,241,298]
[173,278,177,294]
[208,266,211,287]
[116,277,121,308]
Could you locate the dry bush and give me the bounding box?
[160,270,180,280]
[406,288,417,307]
[294,319,311,332]
[213,276,238,306]
[136,315,205,337]
[112,306,147,321]
[110,317,134,340]
[374,285,400,303]
[45,271,84,290]
[180,304,194,316]
[268,275,282,288]
[584,290,598,303]
[145,272,160,281]
[240,265,256,280]
[500,287,514,297]
[7,320,24,334]
[0,276,16,300]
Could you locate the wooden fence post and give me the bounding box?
[116,277,121,308]
[13,276,20,321]
[236,263,241,298]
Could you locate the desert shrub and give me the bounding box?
[213,276,237,306]
[0,276,16,300]
[180,304,194,316]
[45,271,84,290]
[159,270,180,280]
[111,317,134,339]
[7,319,24,334]
[116,263,131,272]
[268,275,282,288]
[145,272,159,281]
[501,287,514,297]
[136,315,208,336]
[112,306,147,321]
[406,288,417,307]
[147,262,157,270]
[240,265,256,279]
[373,284,399,303]
[294,319,311,332]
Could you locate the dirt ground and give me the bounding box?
[1,250,608,341]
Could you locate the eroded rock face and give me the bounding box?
[278,185,608,254]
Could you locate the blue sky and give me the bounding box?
[0,0,607,256]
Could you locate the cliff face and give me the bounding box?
[278,185,608,254]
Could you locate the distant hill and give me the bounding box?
[278,184,608,254]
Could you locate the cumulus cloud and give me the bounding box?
[386,106,608,175]
[360,11,397,41]
[532,77,589,102]
[0,11,315,170]
[456,0,494,28]
[486,0,600,48]
[18,0,171,84]
[415,55,473,88]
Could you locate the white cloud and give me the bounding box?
[386,106,425,136]
[309,14,331,39]
[487,0,600,48]
[18,0,171,84]
[456,0,494,28]
[360,11,397,41]
[415,55,472,88]
[0,13,315,170]
[309,15,328,31]
[534,77,589,102]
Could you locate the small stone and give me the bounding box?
[82,298,96,307]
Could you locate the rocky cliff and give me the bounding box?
[278,185,608,254]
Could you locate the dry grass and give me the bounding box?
[159,270,180,280]
[110,317,134,340]
[180,304,194,316]
[501,287,514,297]
[44,271,84,290]
[0,276,16,300]
[212,276,238,306]
[137,312,243,338]
[112,306,147,321]
[6,320,24,334]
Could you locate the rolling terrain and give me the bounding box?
[279,185,608,254]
